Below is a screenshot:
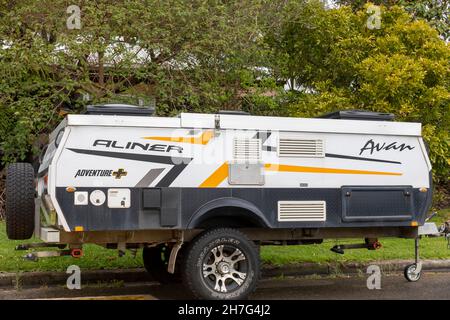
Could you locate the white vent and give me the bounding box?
[233,138,261,161]
[278,138,324,157]
[278,201,326,222]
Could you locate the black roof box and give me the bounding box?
[318,110,394,121]
[217,110,250,116]
[85,104,155,116]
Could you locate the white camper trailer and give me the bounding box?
[5,105,434,299]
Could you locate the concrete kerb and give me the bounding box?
[0,269,153,289]
[1,259,450,289]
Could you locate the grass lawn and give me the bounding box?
[0,208,449,273]
[263,207,449,265]
[0,222,143,273]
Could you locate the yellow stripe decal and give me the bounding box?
[264,164,402,176]
[199,162,402,188]
[199,162,229,188]
[143,130,214,145]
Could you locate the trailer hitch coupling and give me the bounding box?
[71,248,83,258]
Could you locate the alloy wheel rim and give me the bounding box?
[202,244,248,293]
[407,266,420,281]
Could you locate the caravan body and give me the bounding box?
[38,111,432,234]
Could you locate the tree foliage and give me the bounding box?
[0,0,267,161]
[0,0,448,184]
[267,1,449,182]
[335,0,450,41]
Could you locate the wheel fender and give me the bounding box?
[187,197,270,228]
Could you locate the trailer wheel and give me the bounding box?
[5,163,35,240]
[182,228,260,300]
[143,244,181,284]
[404,264,421,282]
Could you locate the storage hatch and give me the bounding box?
[342,186,414,222]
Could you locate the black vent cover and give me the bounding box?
[85,104,155,116]
[318,110,394,121]
[217,110,250,116]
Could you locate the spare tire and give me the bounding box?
[5,163,35,240]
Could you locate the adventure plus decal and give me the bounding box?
[74,168,128,179]
[359,139,414,155]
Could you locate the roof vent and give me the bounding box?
[318,110,394,121]
[217,110,250,116]
[85,104,155,116]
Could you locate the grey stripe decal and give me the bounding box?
[253,131,277,152]
[67,148,192,165]
[156,163,189,187]
[325,153,401,164]
[135,168,165,188]
[68,148,192,187]
[263,146,276,152]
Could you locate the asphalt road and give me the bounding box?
[1,272,450,300]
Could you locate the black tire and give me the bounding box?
[143,244,182,284]
[181,228,260,300]
[5,163,36,240]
